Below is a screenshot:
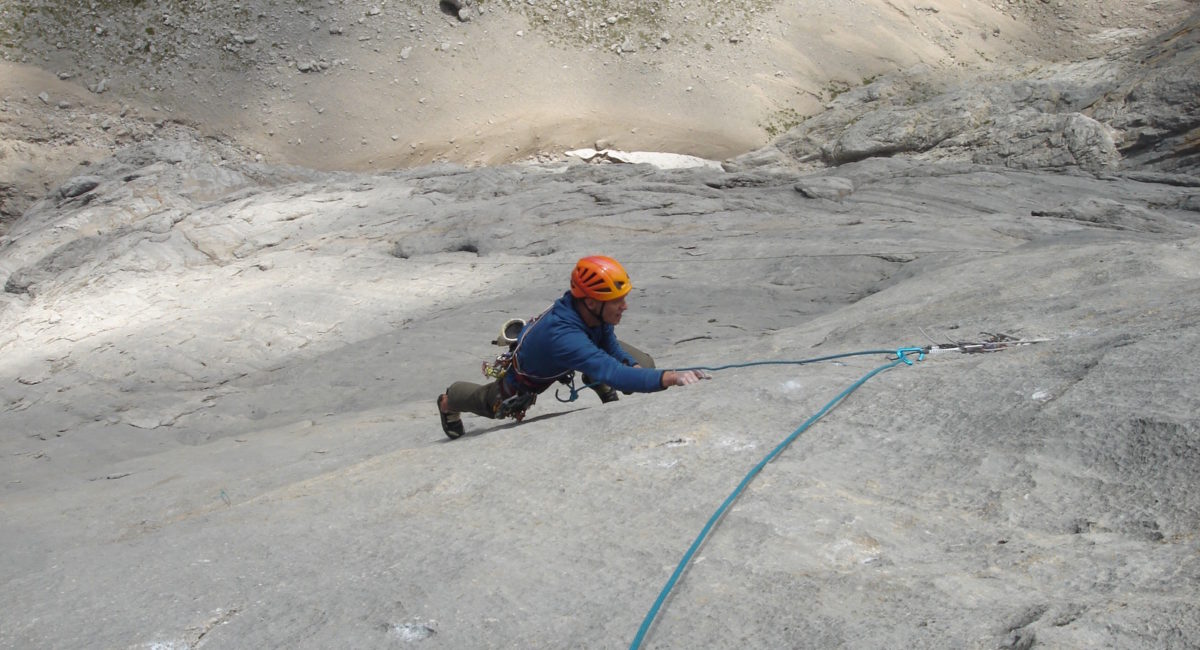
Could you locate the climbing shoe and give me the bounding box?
[592,383,620,404]
[581,374,620,404]
[437,395,465,439]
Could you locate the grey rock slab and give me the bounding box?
[3,10,1200,650]
[2,133,1199,649]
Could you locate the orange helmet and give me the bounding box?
[570,255,632,301]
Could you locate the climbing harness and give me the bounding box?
[628,334,1045,650]
[481,310,573,422]
[483,358,542,422]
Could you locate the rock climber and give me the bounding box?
[437,255,710,439]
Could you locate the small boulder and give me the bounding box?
[794,176,855,201]
[58,176,102,199]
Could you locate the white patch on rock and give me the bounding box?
[781,379,804,393]
[565,148,722,170]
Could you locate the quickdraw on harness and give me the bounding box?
[482,351,514,380]
[495,391,537,421]
[482,350,540,421]
[552,374,604,404]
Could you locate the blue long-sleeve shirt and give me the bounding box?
[506,291,665,394]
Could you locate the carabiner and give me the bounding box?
[894,346,926,365]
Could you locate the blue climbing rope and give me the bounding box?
[628,346,925,650]
[555,348,916,403]
[682,348,900,372]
